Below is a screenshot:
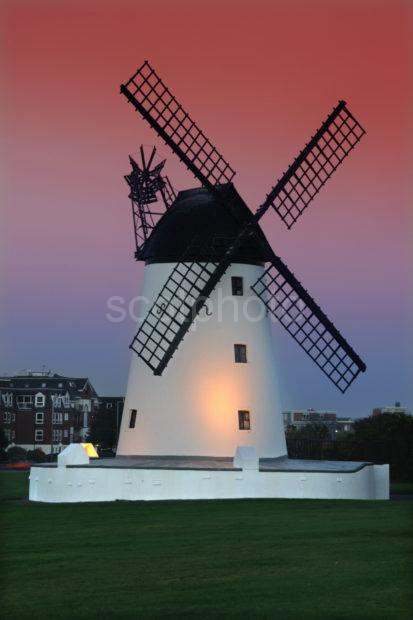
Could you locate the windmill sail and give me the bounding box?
[251,256,366,392]
[263,101,365,228]
[121,61,235,190]
[130,257,220,374]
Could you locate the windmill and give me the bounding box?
[116,61,367,459]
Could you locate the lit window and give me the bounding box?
[35,412,44,425]
[129,409,137,429]
[231,276,243,296]
[64,413,69,421]
[35,429,44,442]
[234,344,247,363]
[238,410,251,430]
[41,383,47,388]
[58,383,63,388]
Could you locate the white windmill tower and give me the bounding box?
[117,61,367,461]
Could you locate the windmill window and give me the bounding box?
[129,409,137,429]
[238,410,251,430]
[234,344,247,363]
[231,276,244,296]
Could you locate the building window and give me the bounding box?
[35,393,45,408]
[234,344,247,363]
[106,403,113,409]
[238,410,251,430]
[52,429,62,442]
[11,412,16,422]
[52,412,63,425]
[58,383,63,388]
[2,393,13,407]
[41,383,47,388]
[63,429,68,438]
[129,409,137,429]
[16,395,33,409]
[231,276,244,296]
[64,413,69,421]
[4,429,11,442]
[35,412,44,425]
[3,411,11,423]
[35,429,44,442]
[53,395,61,408]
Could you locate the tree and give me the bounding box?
[88,407,122,451]
[286,423,330,440]
[353,412,413,442]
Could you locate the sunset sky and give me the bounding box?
[1,0,412,417]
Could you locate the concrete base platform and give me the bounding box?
[29,456,389,502]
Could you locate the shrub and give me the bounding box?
[27,448,47,463]
[6,446,27,463]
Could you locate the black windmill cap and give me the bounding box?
[141,183,272,264]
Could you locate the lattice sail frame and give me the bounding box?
[121,61,235,189]
[263,101,366,228]
[131,259,218,374]
[251,259,366,393]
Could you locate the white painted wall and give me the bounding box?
[29,464,389,502]
[117,262,287,458]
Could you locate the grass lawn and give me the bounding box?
[1,472,412,619]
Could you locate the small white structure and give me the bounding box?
[57,444,90,467]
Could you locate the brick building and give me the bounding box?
[282,408,354,435]
[0,371,99,454]
[372,402,410,417]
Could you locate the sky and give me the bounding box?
[1,0,412,418]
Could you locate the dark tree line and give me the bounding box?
[286,412,413,481]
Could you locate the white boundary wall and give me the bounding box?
[29,464,389,502]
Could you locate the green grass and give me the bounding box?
[390,481,413,495]
[0,473,412,619]
[0,470,30,500]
